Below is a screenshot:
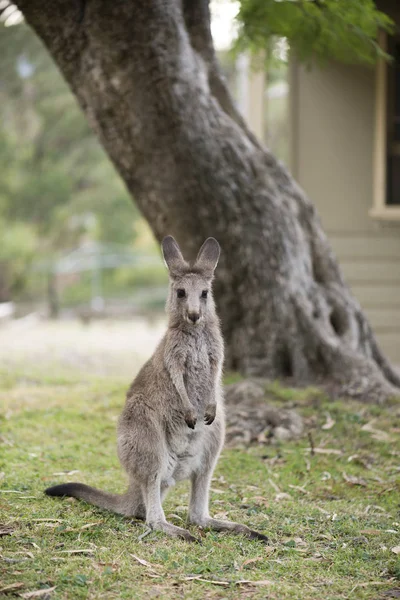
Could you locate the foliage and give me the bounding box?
[235,0,395,66]
[0,20,141,300]
[1,365,399,599]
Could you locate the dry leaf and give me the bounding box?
[130,554,161,570]
[361,420,391,442]
[0,524,15,536]
[294,537,308,547]
[264,546,275,554]
[251,496,269,507]
[241,557,263,569]
[31,519,63,523]
[237,580,274,587]
[360,529,381,535]
[58,549,94,554]
[182,576,229,586]
[342,472,367,486]
[350,582,392,594]
[391,546,400,554]
[305,448,342,455]
[21,588,57,598]
[81,521,102,530]
[268,478,281,493]
[0,582,25,594]
[213,512,229,519]
[181,577,274,587]
[62,522,103,533]
[275,492,291,501]
[322,413,335,430]
[288,485,308,494]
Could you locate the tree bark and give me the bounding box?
[16,0,400,402]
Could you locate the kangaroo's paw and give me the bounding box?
[184,407,197,429]
[204,403,216,425]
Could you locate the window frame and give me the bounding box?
[371,31,400,220]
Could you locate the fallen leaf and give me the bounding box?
[315,506,330,515]
[342,472,367,486]
[182,576,229,586]
[321,413,335,430]
[294,537,308,547]
[0,524,15,536]
[391,546,400,554]
[0,582,25,594]
[349,582,392,594]
[288,485,309,494]
[305,448,342,455]
[275,492,291,501]
[21,588,57,598]
[130,554,161,570]
[31,519,64,523]
[237,580,274,587]
[241,557,263,569]
[181,577,274,587]
[58,549,94,554]
[268,478,281,493]
[360,529,381,535]
[61,521,103,533]
[361,420,391,442]
[213,512,229,519]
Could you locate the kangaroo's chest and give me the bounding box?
[183,337,212,405]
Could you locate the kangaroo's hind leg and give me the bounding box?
[123,481,146,520]
[142,476,199,542]
[188,437,268,542]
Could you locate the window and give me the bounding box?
[371,32,400,219]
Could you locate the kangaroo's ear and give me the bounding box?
[161,236,188,276]
[195,237,220,276]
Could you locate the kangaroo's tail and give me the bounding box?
[45,482,128,515]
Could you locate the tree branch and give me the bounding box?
[181,0,262,149]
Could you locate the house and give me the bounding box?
[285,0,400,364]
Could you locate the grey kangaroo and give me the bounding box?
[45,236,268,543]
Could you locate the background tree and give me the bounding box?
[10,0,400,401]
[0,20,140,300]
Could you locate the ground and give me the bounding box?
[0,320,400,599]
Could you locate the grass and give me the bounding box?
[1,366,399,599]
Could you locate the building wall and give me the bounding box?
[289,59,400,363]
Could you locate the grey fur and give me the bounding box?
[45,237,268,543]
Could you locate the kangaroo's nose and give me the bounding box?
[188,312,199,323]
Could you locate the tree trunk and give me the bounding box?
[16,0,400,402]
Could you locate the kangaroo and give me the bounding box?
[45,236,268,543]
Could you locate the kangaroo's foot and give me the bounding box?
[149,520,199,542]
[190,516,268,542]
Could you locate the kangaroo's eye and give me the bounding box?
[177,289,186,299]
[201,290,208,299]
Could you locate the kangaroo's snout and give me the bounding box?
[188,312,200,324]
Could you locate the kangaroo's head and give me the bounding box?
[161,236,220,327]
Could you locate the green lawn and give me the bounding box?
[1,366,399,599]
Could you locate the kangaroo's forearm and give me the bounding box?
[169,370,193,410]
